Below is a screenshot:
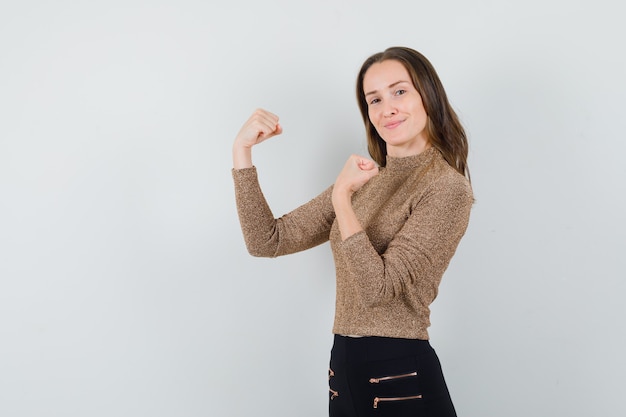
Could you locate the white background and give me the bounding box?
[1,1,624,416]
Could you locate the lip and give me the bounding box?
[384,119,404,129]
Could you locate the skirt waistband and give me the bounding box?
[332,334,432,364]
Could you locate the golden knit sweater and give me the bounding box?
[232,147,473,340]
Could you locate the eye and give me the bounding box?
[395,89,407,96]
[368,97,381,105]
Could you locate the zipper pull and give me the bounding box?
[373,397,380,408]
[369,371,418,384]
[329,389,339,400]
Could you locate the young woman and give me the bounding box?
[232,46,473,417]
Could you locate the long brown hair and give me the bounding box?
[356,47,470,180]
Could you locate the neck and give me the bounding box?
[386,140,431,158]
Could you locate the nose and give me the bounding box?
[383,103,397,117]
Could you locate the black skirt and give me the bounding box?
[328,334,457,417]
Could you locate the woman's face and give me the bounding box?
[363,59,429,157]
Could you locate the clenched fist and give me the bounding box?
[233,109,283,169]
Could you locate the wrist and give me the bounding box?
[332,186,352,207]
[232,145,253,169]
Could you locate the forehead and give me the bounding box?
[363,60,412,91]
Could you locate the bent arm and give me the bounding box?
[337,175,473,307]
[233,167,335,257]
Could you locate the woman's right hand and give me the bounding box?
[233,109,282,169]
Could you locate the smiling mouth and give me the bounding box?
[384,120,404,129]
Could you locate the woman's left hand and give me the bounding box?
[333,155,379,198]
[332,155,379,239]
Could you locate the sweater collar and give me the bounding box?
[384,147,438,172]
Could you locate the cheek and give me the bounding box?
[368,108,379,124]
[410,104,427,124]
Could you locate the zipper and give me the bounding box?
[328,368,338,400]
[373,394,423,408]
[369,371,417,384]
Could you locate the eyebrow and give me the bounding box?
[364,80,411,97]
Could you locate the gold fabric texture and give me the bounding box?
[232,148,473,340]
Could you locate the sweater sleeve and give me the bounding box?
[232,167,335,257]
[336,172,473,307]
